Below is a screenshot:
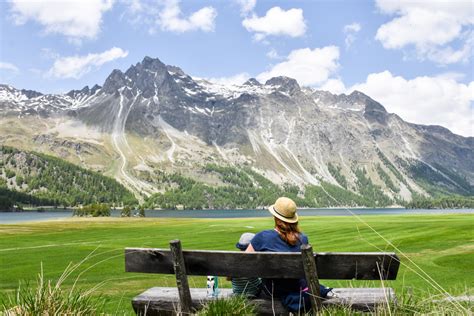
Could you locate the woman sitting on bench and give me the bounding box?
[246,197,332,313]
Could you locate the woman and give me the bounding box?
[246,197,331,313]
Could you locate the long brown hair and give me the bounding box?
[274,217,301,246]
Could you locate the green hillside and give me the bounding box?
[144,162,474,209]
[0,146,137,208]
[144,163,394,209]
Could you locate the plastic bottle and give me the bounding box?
[206,276,219,298]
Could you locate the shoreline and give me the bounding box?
[1,208,473,225]
[5,205,474,213]
[1,211,474,226]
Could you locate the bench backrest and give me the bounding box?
[125,248,400,280]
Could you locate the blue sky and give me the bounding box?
[0,0,473,136]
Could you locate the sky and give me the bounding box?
[0,0,473,136]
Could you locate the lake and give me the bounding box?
[1,208,473,224]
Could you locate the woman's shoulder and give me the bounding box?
[251,230,278,248]
[254,229,278,238]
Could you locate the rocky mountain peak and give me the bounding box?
[265,76,300,94]
[243,78,262,86]
[101,56,177,97]
[126,56,168,77]
[349,90,381,106]
[20,89,43,99]
[166,65,187,77]
[102,69,128,94]
[0,84,43,104]
[66,84,101,98]
[141,56,166,69]
[349,90,387,114]
[348,90,389,124]
[0,85,43,100]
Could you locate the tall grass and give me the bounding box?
[386,286,472,315]
[311,287,472,315]
[1,264,106,315]
[1,269,471,315]
[195,287,472,316]
[197,295,257,316]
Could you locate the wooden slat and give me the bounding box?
[125,248,399,280]
[131,287,396,315]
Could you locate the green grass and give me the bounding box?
[0,214,472,314]
[2,265,106,315]
[197,296,256,316]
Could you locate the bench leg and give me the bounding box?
[170,240,193,314]
[301,244,322,313]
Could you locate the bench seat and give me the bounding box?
[132,287,396,315]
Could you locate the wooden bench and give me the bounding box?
[125,240,400,315]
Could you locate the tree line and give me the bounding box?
[144,164,396,210]
[0,146,137,208]
[407,196,474,209]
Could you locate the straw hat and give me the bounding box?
[268,197,298,223]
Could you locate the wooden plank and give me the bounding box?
[125,248,399,280]
[169,240,192,314]
[315,252,400,280]
[301,244,321,311]
[131,287,396,315]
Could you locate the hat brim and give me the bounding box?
[268,205,299,223]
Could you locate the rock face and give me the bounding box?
[0,56,472,200]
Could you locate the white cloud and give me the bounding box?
[242,7,306,41]
[235,0,256,16]
[0,62,19,73]
[344,22,361,33]
[319,78,346,95]
[159,0,217,33]
[40,48,60,60]
[375,0,474,64]
[9,0,114,41]
[125,0,217,34]
[350,71,474,136]
[47,47,128,79]
[123,0,142,14]
[434,72,466,81]
[266,48,282,59]
[207,72,250,86]
[343,22,361,48]
[257,46,340,86]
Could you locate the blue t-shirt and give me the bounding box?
[251,230,308,252]
[251,229,309,297]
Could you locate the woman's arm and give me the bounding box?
[245,243,255,252]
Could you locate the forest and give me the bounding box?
[144,164,396,209]
[0,146,137,209]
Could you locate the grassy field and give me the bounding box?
[0,214,472,314]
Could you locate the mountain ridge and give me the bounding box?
[0,56,472,204]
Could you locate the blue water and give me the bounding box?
[0,208,473,224]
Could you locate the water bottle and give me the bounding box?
[213,276,219,297]
[206,276,219,298]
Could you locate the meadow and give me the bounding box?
[0,214,472,314]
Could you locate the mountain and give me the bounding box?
[0,146,137,207]
[0,56,472,207]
